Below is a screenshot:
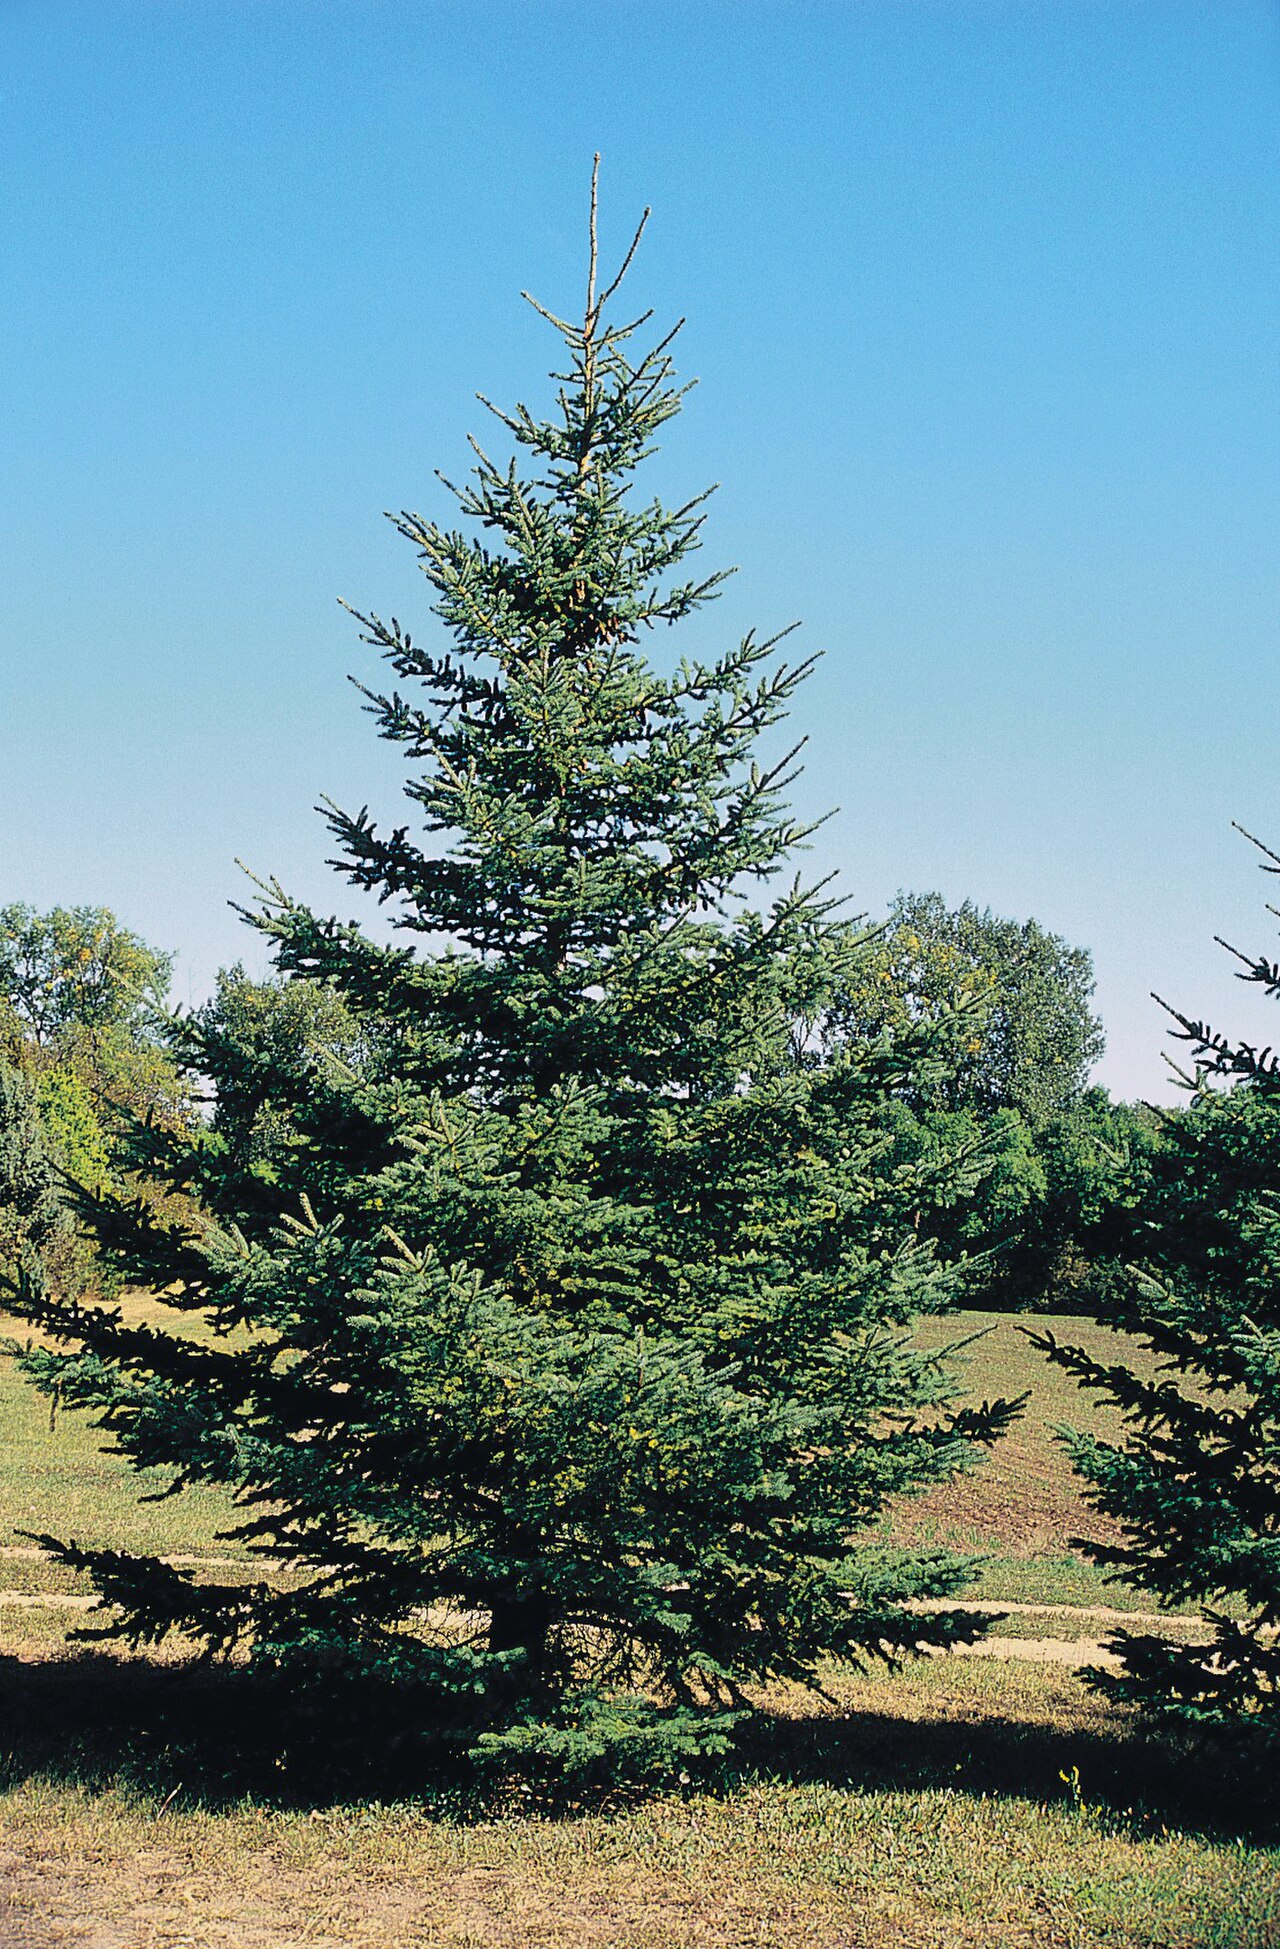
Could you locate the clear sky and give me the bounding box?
[3,1,1279,1099]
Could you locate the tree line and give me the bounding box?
[0,886,1152,1309]
[1,183,1275,1781]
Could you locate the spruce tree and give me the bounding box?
[9,173,1012,1775]
[1036,826,1280,1730]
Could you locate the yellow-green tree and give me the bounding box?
[829,892,1104,1130]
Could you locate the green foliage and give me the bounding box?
[0,904,188,1239]
[9,185,1016,1779]
[876,1100,1042,1293]
[1027,1090,1164,1310]
[186,965,369,1183]
[35,1066,111,1195]
[0,1060,81,1300]
[1036,833,1280,1729]
[0,1063,69,1264]
[0,906,170,1053]
[876,1086,1163,1312]
[819,892,1111,1311]
[0,902,185,1134]
[832,891,1104,1131]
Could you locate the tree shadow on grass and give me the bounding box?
[738,1696,1278,1846]
[0,1649,465,1811]
[0,1648,1274,1842]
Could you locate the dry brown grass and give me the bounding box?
[0,1653,1276,1949]
[1,1306,1272,1947]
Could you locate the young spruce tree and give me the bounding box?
[10,175,1011,1775]
[1037,826,1280,1732]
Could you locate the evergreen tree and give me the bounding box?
[8,175,1013,1776]
[1036,827,1280,1729]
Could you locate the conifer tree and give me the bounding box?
[9,172,1012,1774]
[1037,826,1280,1730]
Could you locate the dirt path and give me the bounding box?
[909,1595,1211,1632]
[947,1634,1119,1669]
[0,1584,1202,1673]
[0,1592,99,1611]
[0,1545,259,1569]
[0,1542,1214,1678]
[909,1594,1213,1669]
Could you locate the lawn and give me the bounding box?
[1,1305,1275,1948]
[0,1649,1274,1948]
[898,1308,1181,1614]
[0,1292,240,1563]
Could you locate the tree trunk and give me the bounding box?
[487,1587,554,1693]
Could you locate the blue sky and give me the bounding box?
[3,1,1279,1098]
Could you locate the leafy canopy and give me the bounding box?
[831,891,1104,1130]
[0,906,182,1297]
[0,905,171,1053]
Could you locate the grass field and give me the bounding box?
[0,1303,1143,1568]
[2,1657,1276,1949]
[1,1306,1276,1948]
[902,1309,1180,1614]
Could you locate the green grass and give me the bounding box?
[903,1308,1158,1559]
[0,1656,1275,1947]
[0,1299,243,1559]
[0,1302,1147,1566]
[2,1302,1272,1946]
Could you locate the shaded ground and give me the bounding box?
[1,1309,1273,1945]
[0,1650,1277,1949]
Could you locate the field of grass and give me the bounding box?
[903,1308,1147,1551]
[0,1646,1274,1948]
[0,1293,241,1564]
[1,1305,1275,1947]
[0,1303,1145,1567]
[895,1308,1181,1614]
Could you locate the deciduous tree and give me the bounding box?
[831,892,1104,1129]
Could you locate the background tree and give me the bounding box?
[831,891,1104,1129]
[828,894,1128,1308]
[0,906,185,1298]
[0,905,170,1051]
[7,183,1016,1782]
[172,965,372,1223]
[1036,828,1280,1729]
[0,904,184,1127]
[1025,1088,1164,1310]
[0,1062,76,1294]
[875,1098,1047,1301]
